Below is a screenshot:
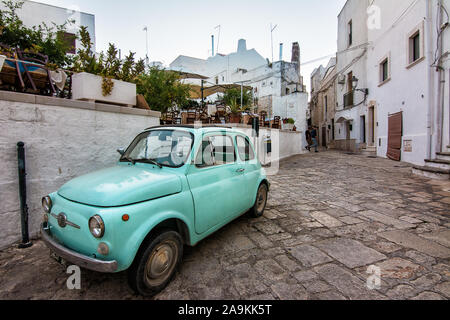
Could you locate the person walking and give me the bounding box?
[305,127,312,151]
[310,127,319,153]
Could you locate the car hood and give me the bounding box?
[58,165,182,207]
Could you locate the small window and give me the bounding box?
[379,56,390,84]
[407,23,424,67]
[348,20,353,47]
[236,136,255,161]
[324,96,328,121]
[215,76,219,84]
[62,32,76,54]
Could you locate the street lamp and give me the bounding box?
[352,76,359,90]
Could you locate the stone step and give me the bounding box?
[412,165,450,180]
[424,159,450,170]
[436,152,450,161]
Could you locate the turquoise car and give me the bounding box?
[41,125,269,296]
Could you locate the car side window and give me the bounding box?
[236,136,255,162]
[196,134,236,168]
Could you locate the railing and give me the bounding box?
[343,90,354,108]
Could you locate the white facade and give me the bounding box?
[334,0,370,148]
[366,0,450,166]
[0,0,96,52]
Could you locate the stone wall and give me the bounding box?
[0,92,160,249]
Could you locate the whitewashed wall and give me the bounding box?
[335,0,369,145]
[0,92,160,249]
[231,125,306,166]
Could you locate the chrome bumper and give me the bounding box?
[40,223,118,273]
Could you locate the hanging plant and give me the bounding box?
[101,77,114,96]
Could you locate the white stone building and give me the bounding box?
[170,40,309,132]
[366,0,450,178]
[334,0,370,153]
[0,0,96,53]
[332,0,450,178]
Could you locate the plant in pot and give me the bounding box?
[71,26,145,106]
[227,99,247,124]
[284,118,295,130]
[222,87,252,124]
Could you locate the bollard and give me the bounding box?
[17,142,33,249]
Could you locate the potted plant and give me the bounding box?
[71,27,145,106]
[221,88,252,124]
[283,118,295,131]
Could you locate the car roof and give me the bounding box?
[144,125,242,134]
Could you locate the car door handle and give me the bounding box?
[236,168,246,173]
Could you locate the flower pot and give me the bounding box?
[72,72,137,106]
[229,114,241,124]
[283,123,295,131]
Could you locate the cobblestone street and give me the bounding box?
[0,151,449,300]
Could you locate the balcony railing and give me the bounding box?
[343,90,354,108]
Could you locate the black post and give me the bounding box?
[17,142,32,249]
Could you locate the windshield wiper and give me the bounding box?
[135,158,163,168]
[121,155,136,165]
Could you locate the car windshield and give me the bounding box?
[121,130,194,168]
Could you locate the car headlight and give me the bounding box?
[42,196,52,214]
[89,215,105,238]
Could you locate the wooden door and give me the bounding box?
[387,112,403,161]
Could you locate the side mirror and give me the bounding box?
[117,148,125,156]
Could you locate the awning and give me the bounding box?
[174,71,209,80]
[188,83,253,100]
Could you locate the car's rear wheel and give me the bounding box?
[250,183,268,218]
[128,230,183,297]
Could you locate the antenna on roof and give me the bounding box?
[215,25,221,54]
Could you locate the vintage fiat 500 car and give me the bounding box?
[41,125,269,296]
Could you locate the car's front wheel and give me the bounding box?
[128,230,183,296]
[250,183,268,218]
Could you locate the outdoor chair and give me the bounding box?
[0,43,25,90]
[259,111,268,127]
[186,111,197,124]
[272,116,281,129]
[16,49,56,95]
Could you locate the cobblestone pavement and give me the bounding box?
[1,151,449,300]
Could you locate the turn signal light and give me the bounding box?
[122,214,130,222]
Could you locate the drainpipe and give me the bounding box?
[426,0,435,160]
[435,0,444,154]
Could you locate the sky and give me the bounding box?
[35,0,347,92]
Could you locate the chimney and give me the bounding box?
[279,43,283,61]
[212,35,215,57]
[237,39,247,52]
[291,42,300,73]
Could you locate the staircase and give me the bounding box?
[412,147,450,180]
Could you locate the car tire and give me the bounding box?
[250,183,268,218]
[128,229,183,297]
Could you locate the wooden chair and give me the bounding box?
[199,112,210,124]
[16,49,56,95]
[272,116,281,129]
[186,111,197,124]
[259,111,268,127]
[0,43,25,90]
